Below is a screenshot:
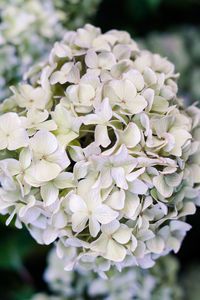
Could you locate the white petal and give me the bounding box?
[146,235,165,254]
[126,167,145,182]
[94,204,118,224]
[129,179,148,195]
[111,167,128,189]
[101,219,120,235]
[89,216,100,237]
[69,194,87,213]
[112,224,132,244]
[19,147,32,170]
[41,183,59,206]
[43,228,58,245]
[123,192,140,218]
[0,132,7,150]
[123,69,144,91]
[30,130,58,155]
[95,97,112,122]
[105,189,125,210]
[53,210,68,228]
[95,125,111,147]
[85,49,98,68]
[8,128,29,150]
[71,212,88,233]
[54,172,75,189]
[26,160,61,182]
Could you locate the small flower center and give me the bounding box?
[20,169,25,174]
[109,234,113,239]
[42,154,47,160]
[29,99,34,103]
[121,99,126,103]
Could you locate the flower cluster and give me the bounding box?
[32,247,182,300]
[0,0,63,101]
[0,0,101,102]
[0,24,200,275]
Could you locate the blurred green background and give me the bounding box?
[1,0,200,299]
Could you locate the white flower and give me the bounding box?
[11,84,51,110]
[25,130,70,183]
[91,220,132,262]
[51,104,82,148]
[69,179,118,237]
[104,79,147,114]
[0,112,29,150]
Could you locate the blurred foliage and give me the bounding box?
[180,263,200,300]
[139,26,200,105]
[52,0,101,29]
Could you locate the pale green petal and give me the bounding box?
[113,44,131,61]
[169,128,191,156]
[165,172,183,187]
[101,219,120,235]
[153,175,173,198]
[151,96,169,113]
[96,97,112,122]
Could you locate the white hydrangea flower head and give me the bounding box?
[0,24,200,275]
